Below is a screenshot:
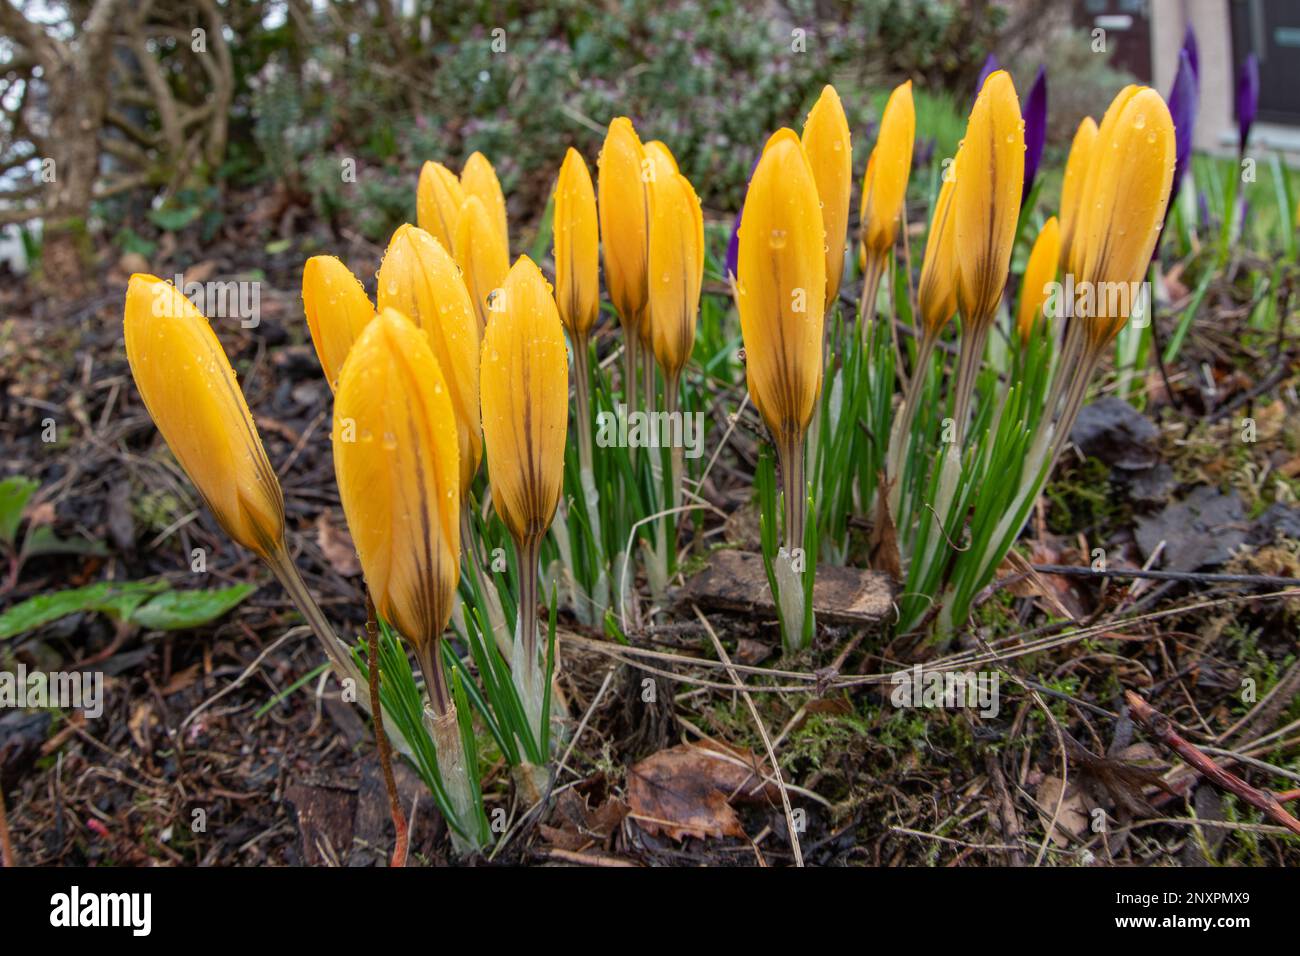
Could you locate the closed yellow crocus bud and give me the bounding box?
[647,161,704,388]
[736,128,826,452]
[860,80,915,263]
[1072,87,1175,351]
[1016,216,1060,345]
[417,160,465,253]
[1058,116,1097,271]
[123,274,284,560]
[553,147,599,341]
[460,151,508,252]
[597,117,650,336]
[480,256,569,547]
[917,169,960,338]
[332,308,460,704]
[454,194,510,336]
[301,256,376,391]
[954,70,1024,330]
[801,85,852,308]
[377,224,482,493]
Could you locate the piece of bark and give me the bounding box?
[684,549,893,628]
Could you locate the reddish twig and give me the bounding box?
[0,780,14,866]
[1125,690,1300,837]
[367,595,409,868]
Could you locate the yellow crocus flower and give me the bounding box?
[598,117,651,391]
[301,255,375,391]
[124,274,284,559]
[1072,87,1176,351]
[646,158,704,391]
[416,160,465,253]
[1016,216,1060,345]
[917,168,960,338]
[331,307,461,705]
[376,224,482,493]
[479,256,568,743]
[801,85,852,308]
[553,147,600,342]
[859,81,915,277]
[954,69,1024,331]
[480,256,569,547]
[1058,116,1098,271]
[460,151,508,251]
[454,194,510,336]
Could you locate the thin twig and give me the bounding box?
[1126,690,1300,837]
[1032,564,1300,588]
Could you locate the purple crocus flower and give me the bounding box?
[726,152,763,280]
[1168,48,1198,204]
[1181,24,1200,84]
[1237,52,1259,157]
[913,136,935,171]
[975,53,999,98]
[1021,65,1047,206]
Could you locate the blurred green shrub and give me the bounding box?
[238,0,1000,239]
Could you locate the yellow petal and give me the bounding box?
[644,140,680,175]
[917,168,960,337]
[553,147,600,341]
[1016,216,1060,345]
[377,224,482,492]
[736,128,826,446]
[597,117,650,333]
[1058,116,1097,271]
[647,166,704,383]
[479,256,569,544]
[860,81,915,261]
[416,161,465,252]
[954,70,1024,329]
[801,84,852,306]
[454,195,510,336]
[460,151,509,252]
[123,274,284,559]
[1074,87,1176,348]
[301,256,376,390]
[332,308,460,653]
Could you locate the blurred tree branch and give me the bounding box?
[0,0,233,294]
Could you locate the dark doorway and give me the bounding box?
[1232,0,1300,125]
[1074,0,1154,82]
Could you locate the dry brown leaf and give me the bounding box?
[1035,774,1094,847]
[316,511,361,577]
[626,740,778,842]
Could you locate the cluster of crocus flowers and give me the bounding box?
[735,128,826,649]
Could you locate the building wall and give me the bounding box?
[1151,0,1234,153]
